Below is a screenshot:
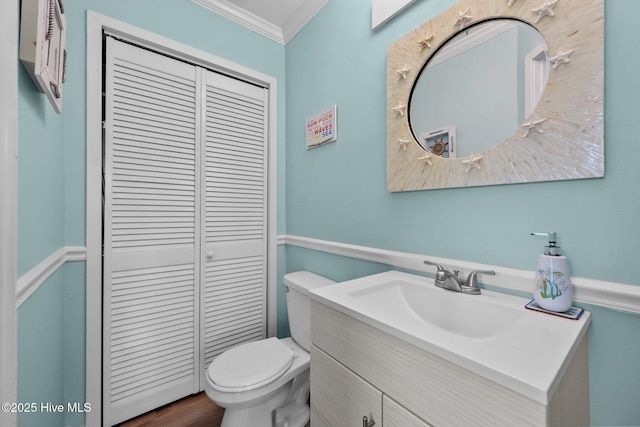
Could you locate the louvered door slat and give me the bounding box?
[104,38,199,426]
[211,141,263,156]
[114,132,195,150]
[204,132,265,148]
[114,108,195,129]
[113,74,195,105]
[114,145,196,166]
[113,146,195,165]
[113,80,195,111]
[113,97,195,120]
[111,334,193,361]
[202,70,268,372]
[112,310,193,335]
[207,119,264,138]
[206,317,263,339]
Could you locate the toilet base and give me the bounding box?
[219,370,310,427]
[274,370,310,427]
[220,385,288,427]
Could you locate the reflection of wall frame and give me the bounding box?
[419,125,456,158]
[19,0,67,114]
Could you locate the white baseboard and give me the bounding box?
[280,234,640,315]
[16,246,87,307]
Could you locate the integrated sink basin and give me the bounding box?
[309,270,591,405]
[348,279,525,339]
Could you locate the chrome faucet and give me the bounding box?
[423,260,495,295]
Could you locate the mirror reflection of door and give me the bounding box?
[525,43,550,118]
[409,20,549,157]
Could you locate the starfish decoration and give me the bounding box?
[461,154,483,173]
[453,9,473,31]
[396,64,411,80]
[392,101,407,117]
[417,33,436,51]
[521,117,548,137]
[418,153,434,166]
[549,49,574,69]
[532,0,558,24]
[398,137,411,151]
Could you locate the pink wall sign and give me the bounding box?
[306,105,337,149]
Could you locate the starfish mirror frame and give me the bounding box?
[386,0,604,191]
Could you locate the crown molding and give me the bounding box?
[281,0,329,44]
[191,0,328,45]
[191,0,283,43]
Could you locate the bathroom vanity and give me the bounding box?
[309,271,590,426]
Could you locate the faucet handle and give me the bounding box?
[424,259,447,282]
[465,270,496,288]
[423,259,444,269]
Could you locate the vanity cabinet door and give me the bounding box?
[310,345,382,427]
[383,395,432,427]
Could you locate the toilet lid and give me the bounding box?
[207,338,295,392]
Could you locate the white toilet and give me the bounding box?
[205,271,335,427]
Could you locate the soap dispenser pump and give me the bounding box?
[531,232,573,312]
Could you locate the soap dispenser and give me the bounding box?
[531,232,573,312]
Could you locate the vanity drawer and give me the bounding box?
[310,345,382,427]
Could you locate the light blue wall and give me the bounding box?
[17,64,65,277]
[17,270,65,427]
[17,1,286,426]
[62,262,86,427]
[284,0,640,425]
[17,264,86,427]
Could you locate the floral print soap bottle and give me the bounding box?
[531,232,573,312]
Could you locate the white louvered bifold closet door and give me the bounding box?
[104,38,270,426]
[103,38,201,425]
[201,70,268,372]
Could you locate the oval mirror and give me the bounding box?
[409,19,549,158]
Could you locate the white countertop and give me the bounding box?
[309,270,591,405]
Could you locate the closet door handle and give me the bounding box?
[206,251,214,260]
[363,415,375,427]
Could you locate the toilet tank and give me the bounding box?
[284,271,336,351]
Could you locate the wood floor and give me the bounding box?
[116,392,224,427]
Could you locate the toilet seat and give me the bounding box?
[208,338,295,392]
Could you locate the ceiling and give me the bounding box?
[191,0,329,45]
